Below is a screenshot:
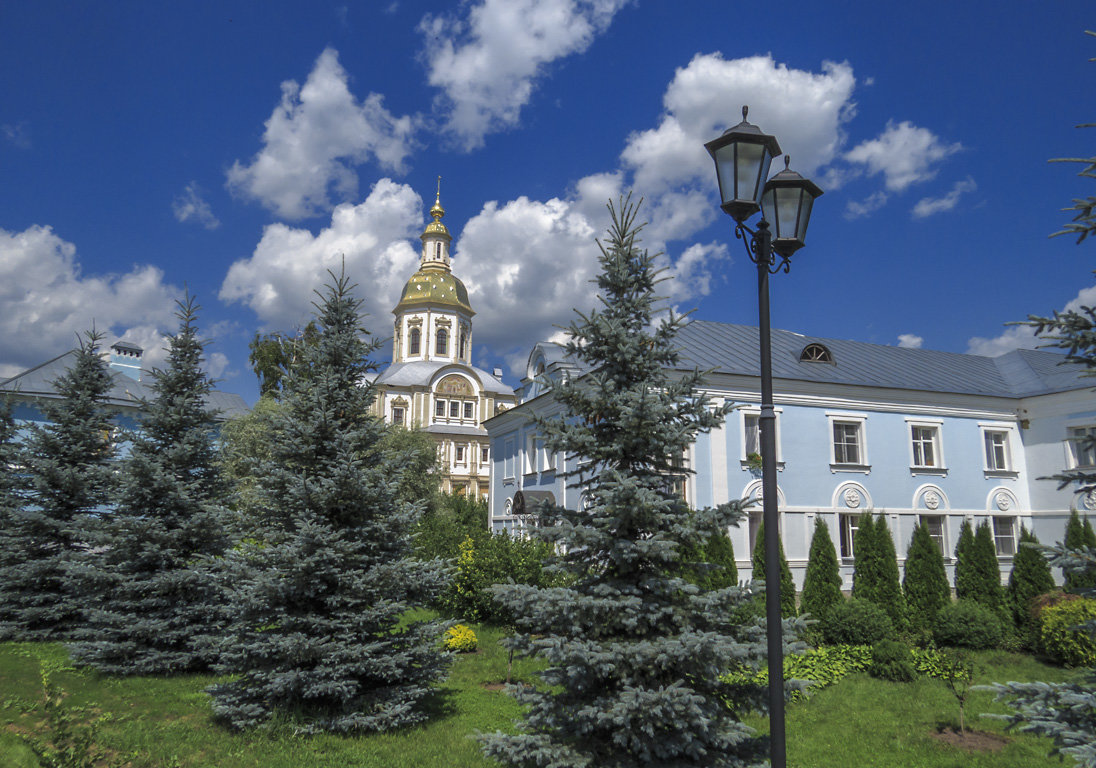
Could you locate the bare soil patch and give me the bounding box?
[930,726,1009,752]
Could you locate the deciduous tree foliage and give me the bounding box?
[69,296,230,674]
[902,522,950,635]
[0,332,115,641]
[480,198,776,768]
[208,270,449,733]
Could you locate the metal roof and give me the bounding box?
[672,320,1088,398]
[0,350,250,419]
[374,360,513,396]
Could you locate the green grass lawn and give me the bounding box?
[0,636,1081,768]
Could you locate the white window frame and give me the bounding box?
[740,407,783,466]
[503,438,516,480]
[434,399,446,419]
[391,405,405,427]
[827,412,869,472]
[839,512,861,560]
[906,418,945,474]
[454,444,466,465]
[463,401,475,421]
[980,423,1017,476]
[919,514,947,557]
[1067,425,1096,469]
[993,515,1016,557]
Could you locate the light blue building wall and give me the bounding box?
[486,323,1095,589]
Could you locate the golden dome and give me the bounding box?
[394,268,474,315]
[422,176,451,242]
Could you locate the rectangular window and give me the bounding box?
[449,400,460,418]
[503,438,515,479]
[911,426,938,467]
[455,445,465,463]
[463,401,474,420]
[993,516,1016,557]
[435,399,445,418]
[744,414,759,456]
[840,513,859,559]
[1069,426,1096,468]
[391,406,405,426]
[833,422,862,465]
[984,430,1011,471]
[481,446,490,463]
[920,514,946,555]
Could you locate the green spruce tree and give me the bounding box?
[752,519,797,618]
[0,331,115,641]
[69,297,230,674]
[208,269,450,733]
[799,518,842,623]
[953,518,977,600]
[903,522,951,635]
[1006,526,1055,644]
[480,198,772,768]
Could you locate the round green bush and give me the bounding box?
[1040,596,1096,667]
[934,600,1003,649]
[869,639,916,682]
[820,598,894,645]
[443,623,479,653]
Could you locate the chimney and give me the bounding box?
[109,340,143,381]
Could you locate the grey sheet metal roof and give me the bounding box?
[374,360,513,396]
[673,320,1088,398]
[423,423,487,436]
[0,350,250,419]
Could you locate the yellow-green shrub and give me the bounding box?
[443,624,479,653]
[1040,596,1096,667]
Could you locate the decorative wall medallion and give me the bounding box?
[843,488,861,508]
[923,490,940,510]
[995,492,1012,511]
[1084,491,1096,511]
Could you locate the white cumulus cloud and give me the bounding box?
[845,191,889,220]
[0,225,180,378]
[227,48,415,220]
[173,182,220,229]
[219,178,423,332]
[845,120,961,193]
[897,333,923,349]
[911,176,977,219]
[620,53,857,197]
[420,0,631,151]
[966,284,1096,357]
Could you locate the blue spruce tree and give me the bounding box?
[208,269,449,733]
[69,296,230,674]
[0,331,115,641]
[480,198,774,768]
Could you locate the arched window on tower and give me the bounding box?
[435,242,441,260]
[459,331,467,360]
[409,328,421,355]
[436,328,449,356]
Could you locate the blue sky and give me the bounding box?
[1,1,1093,405]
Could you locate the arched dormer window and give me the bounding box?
[799,343,833,363]
[436,328,449,356]
[409,328,421,355]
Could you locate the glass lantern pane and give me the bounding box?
[713,145,738,208]
[796,193,814,242]
[776,188,802,241]
[761,186,778,228]
[735,142,766,203]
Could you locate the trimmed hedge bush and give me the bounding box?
[934,599,1004,649]
[869,639,916,683]
[820,598,894,645]
[1039,596,1096,667]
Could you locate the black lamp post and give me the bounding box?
[706,106,822,768]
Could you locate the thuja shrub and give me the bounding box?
[934,600,1004,649]
[1040,597,1096,667]
[820,598,894,645]
[869,639,917,683]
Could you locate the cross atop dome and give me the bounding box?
[420,175,452,270]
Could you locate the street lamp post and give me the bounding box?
[706,106,822,768]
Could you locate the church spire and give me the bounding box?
[420,175,452,270]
